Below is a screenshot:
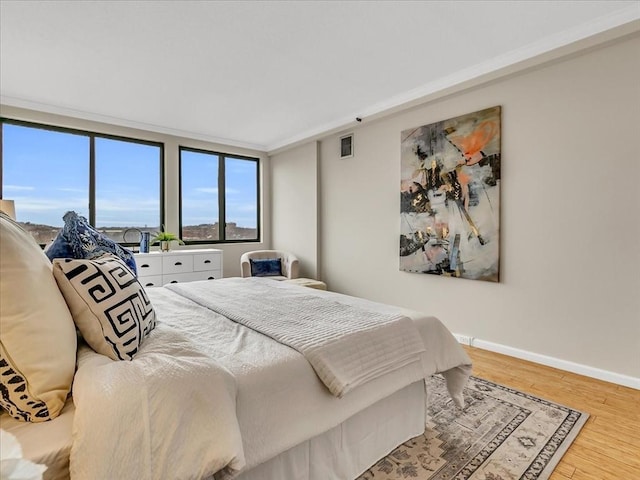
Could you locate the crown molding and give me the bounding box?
[267,10,640,154]
[0,96,268,153]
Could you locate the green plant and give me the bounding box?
[150,226,184,245]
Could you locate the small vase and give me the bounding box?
[160,241,170,252]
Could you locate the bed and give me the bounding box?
[0,213,471,480]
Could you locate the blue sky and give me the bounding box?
[2,123,257,229]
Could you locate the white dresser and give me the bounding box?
[134,249,223,287]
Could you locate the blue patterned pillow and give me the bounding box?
[250,258,282,277]
[45,211,137,275]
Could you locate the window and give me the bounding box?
[94,137,162,234]
[180,147,259,243]
[0,119,163,245]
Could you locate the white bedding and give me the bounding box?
[70,318,245,480]
[5,279,472,480]
[167,278,427,397]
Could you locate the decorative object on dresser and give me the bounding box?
[122,228,152,254]
[150,226,184,252]
[134,248,223,287]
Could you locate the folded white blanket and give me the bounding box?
[167,278,427,397]
[70,323,245,480]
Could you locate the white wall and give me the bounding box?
[270,142,319,279]
[0,105,271,277]
[272,34,640,382]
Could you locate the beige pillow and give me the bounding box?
[53,255,156,361]
[0,213,77,422]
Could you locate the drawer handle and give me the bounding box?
[174,261,182,266]
[145,282,155,287]
[204,260,211,264]
[170,280,178,284]
[141,264,150,268]
[208,276,215,280]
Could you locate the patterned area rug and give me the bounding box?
[358,375,588,480]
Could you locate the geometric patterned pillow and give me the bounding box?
[52,254,156,361]
[45,211,137,275]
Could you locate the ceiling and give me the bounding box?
[1,1,638,152]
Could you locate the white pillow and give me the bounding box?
[53,254,156,361]
[0,213,77,422]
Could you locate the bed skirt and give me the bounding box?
[232,380,426,480]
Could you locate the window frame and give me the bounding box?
[178,146,260,244]
[0,117,165,248]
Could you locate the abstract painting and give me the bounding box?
[400,106,501,282]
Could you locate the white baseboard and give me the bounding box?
[456,334,640,390]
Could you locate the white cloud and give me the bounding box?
[4,184,35,191]
[13,196,85,212]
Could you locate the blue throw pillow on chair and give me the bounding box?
[45,211,137,275]
[250,258,282,277]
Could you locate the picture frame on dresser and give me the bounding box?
[134,249,223,287]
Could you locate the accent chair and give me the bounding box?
[240,250,299,280]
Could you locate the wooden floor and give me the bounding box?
[462,346,640,480]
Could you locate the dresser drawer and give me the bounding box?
[162,270,220,285]
[135,256,163,277]
[194,269,221,281]
[139,275,163,288]
[135,249,223,286]
[162,254,194,274]
[193,252,222,272]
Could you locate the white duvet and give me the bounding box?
[167,278,427,397]
[70,321,245,480]
[69,280,472,480]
